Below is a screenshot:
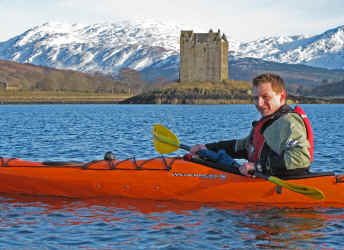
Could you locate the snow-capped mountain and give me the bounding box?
[0,20,184,75]
[234,25,344,69]
[0,20,344,80]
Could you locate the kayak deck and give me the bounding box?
[0,156,343,207]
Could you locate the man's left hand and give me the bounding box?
[239,162,255,176]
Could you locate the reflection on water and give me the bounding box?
[235,209,329,248]
[0,195,343,249]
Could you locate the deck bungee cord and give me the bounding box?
[0,155,178,171]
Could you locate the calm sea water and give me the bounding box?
[0,104,343,249]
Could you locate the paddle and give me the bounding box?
[152,124,325,201]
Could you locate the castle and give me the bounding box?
[179,29,229,83]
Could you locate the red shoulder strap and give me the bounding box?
[294,106,314,163]
[248,116,271,162]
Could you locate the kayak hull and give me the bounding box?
[0,157,343,207]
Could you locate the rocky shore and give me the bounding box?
[2,81,342,105]
[119,87,334,104]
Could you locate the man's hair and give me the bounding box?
[252,73,286,94]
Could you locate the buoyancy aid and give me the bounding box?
[248,105,314,163]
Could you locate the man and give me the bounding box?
[191,73,313,177]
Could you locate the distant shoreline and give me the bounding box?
[0,91,132,104]
[1,97,343,105]
[0,98,127,105]
[1,99,343,105]
[1,91,343,105]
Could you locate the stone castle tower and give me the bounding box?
[180,29,229,82]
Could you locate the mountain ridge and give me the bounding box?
[1,21,344,70]
[234,25,344,69]
[0,20,344,89]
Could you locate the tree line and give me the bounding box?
[0,60,156,95]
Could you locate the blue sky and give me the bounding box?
[1,0,344,42]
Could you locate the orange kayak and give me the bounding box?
[0,156,343,207]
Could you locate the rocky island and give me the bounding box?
[120,80,333,104]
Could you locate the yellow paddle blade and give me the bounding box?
[153,124,181,154]
[269,176,325,200]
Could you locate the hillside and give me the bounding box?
[302,80,344,98]
[0,59,132,93]
[0,59,140,103]
[227,57,344,93]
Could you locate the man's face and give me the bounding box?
[253,82,286,117]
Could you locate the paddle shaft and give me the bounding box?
[250,170,268,180]
[180,144,190,151]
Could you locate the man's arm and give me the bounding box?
[205,136,250,159]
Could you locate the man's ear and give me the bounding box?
[280,90,287,103]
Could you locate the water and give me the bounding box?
[0,104,343,249]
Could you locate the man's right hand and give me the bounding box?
[190,144,206,155]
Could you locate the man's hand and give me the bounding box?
[190,144,206,155]
[239,162,256,176]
